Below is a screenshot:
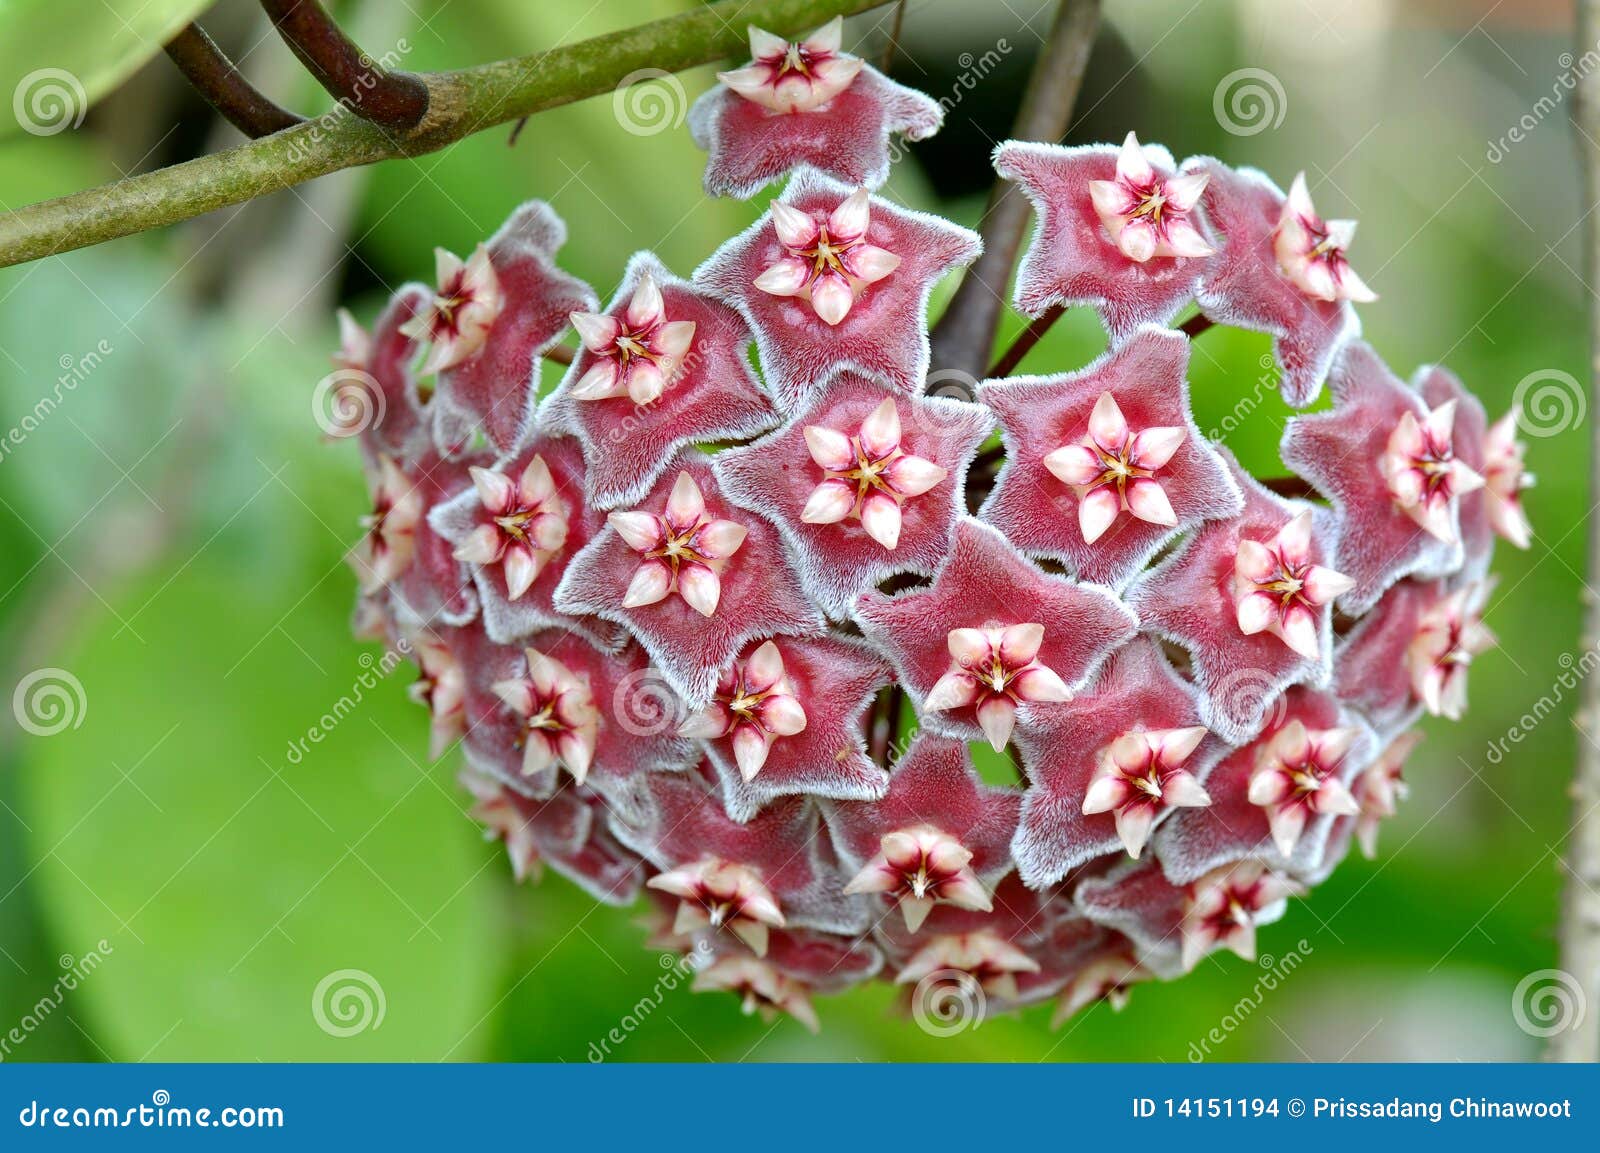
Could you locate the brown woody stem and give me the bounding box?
[0,0,890,269]
[1553,0,1600,1065]
[987,304,1064,378]
[928,0,1101,380]
[164,24,305,137]
[260,0,429,131]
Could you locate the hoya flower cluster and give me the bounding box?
[329,19,1528,1033]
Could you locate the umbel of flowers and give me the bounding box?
[329,19,1528,1033]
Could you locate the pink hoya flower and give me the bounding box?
[755,189,901,327]
[408,630,467,760]
[647,856,787,957]
[341,284,434,463]
[330,120,1527,1030]
[683,634,888,821]
[857,518,1136,749]
[1011,640,1220,886]
[682,639,806,782]
[1355,730,1420,859]
[896,930,1042,1001]
[826,734,1019,933]
[1283,343,1475,613]
[454,628,695,813]
[1128,458,1345,742]
[460,767,643,904]
[798,396,948,551]
[979,327,1241,588]
[351,455,422,594]
[555,454,822,702]
[422,203,598,454]
[1407,582,1496,720]
[491,646,602,783]
[1482,410,1533,550]
[609,470,748,618]
[690,17,943,199]
[1233,510,1354,660]
[997,135,1213,340]
[1377,400,1485,543]
[1193,161,1364,406]
[451,455,568,602]
[614,770,867,939]
[1334,578,1464,739]
[428,436,618,652]
[692,955,820,1033]
[1178,860,1300,971]
[1050,950,1147,1026]
[1245,719,1363,859]
[1154,687,1373,883]
[1081,724,1212,859]
[542,254,777,509]
[842,825,993,933]
[695,169,981,404]
[399,243,501,377]
[1274,173,1378,305]
[715,371,991,616]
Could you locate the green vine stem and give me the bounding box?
[0,0,890,270]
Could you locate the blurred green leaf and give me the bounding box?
[0,0,215,138]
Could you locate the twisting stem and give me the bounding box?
[260,0,429,131]
[0,0,889,269]
[164,24,305,137]
[928,0,1101,380]
[1178,312,1214,339]
[987,304,1064,378]
[880,0,906,72]
[544,344,574,366]
[1553,0,1600,1065]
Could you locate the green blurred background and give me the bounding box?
[0,0,1586,1061]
